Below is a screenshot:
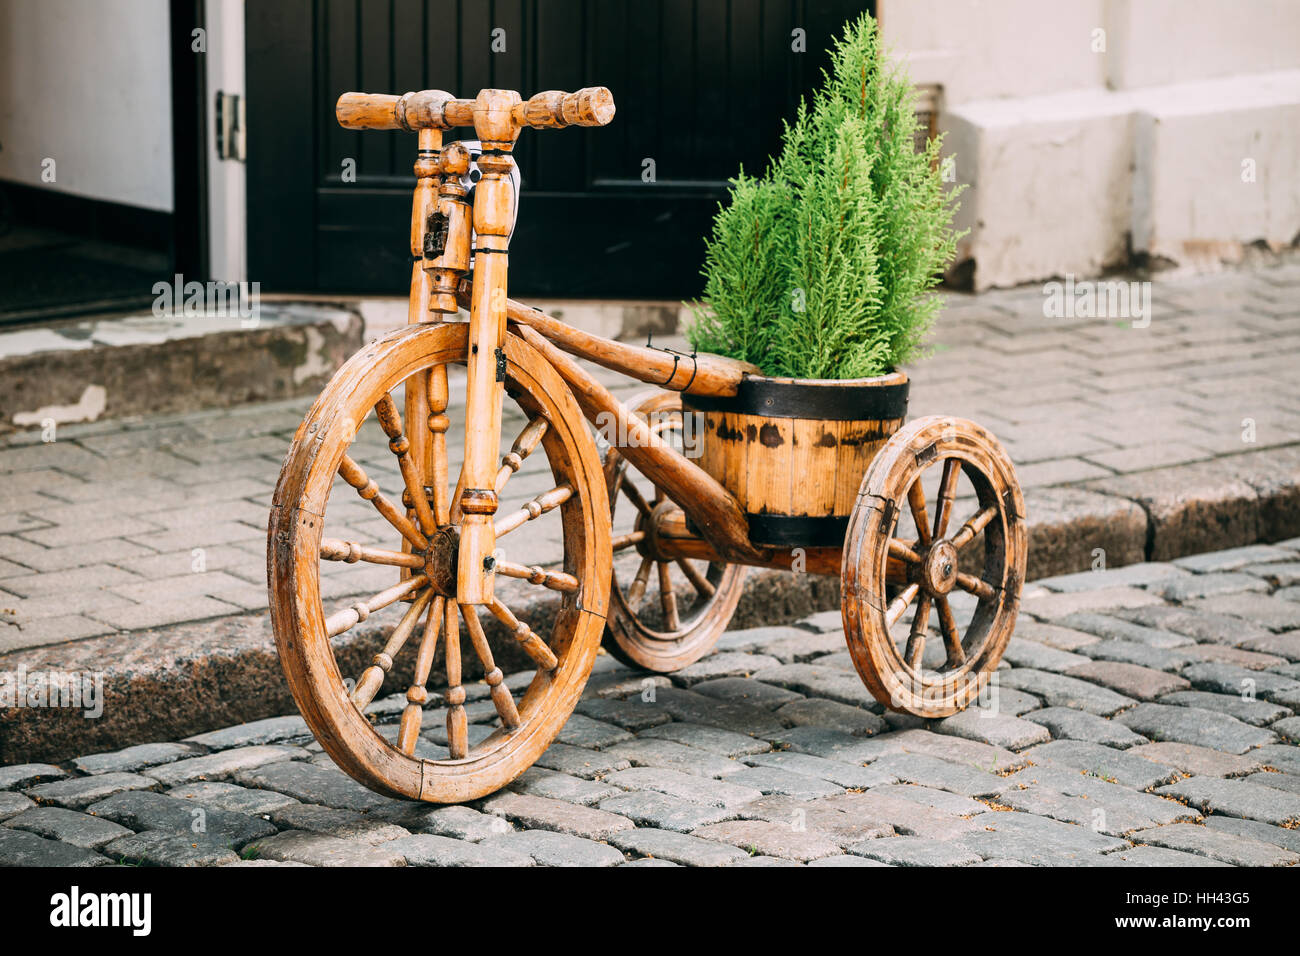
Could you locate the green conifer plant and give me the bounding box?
[686,13,964,380]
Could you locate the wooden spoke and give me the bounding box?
[619,478,653,518]
[932,458,961,540]
[949,505,997,551]
[612,530,646,551]
[320,538,424,569]
[494,483,573,536]
[324,574,429,638]
[426,364,452,524]
[351,589,434,710]
[442,599,469,759]
[907,479,933,548]
[487,597,558,671]
[494,416,550,493]
[885,582,921,628]
[888,538,923,565]
[395,595,446,753]
[656,562,680,631]
[677,559,715,597]
[956,572,996,601]
[374,393,438,536]
[494,559,579,593]
[625,557,654,612]
[460,605,522,730]
[935,596,965,667]
[338,454,428,551]
[904,592,932,670]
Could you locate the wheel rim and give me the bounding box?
[842,416,1026,718]
[269,323,609,803]
[602,390,746,671]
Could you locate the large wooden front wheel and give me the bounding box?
[601,390,747,671]
[269,322,610,803]
[842,416,1026,718]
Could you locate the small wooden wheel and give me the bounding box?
[269,322,609,803]
[842,415,1026,718]
[601,390,746,671]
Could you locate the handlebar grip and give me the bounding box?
[512,87,616,129]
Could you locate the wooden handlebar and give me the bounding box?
[336,87,615,132]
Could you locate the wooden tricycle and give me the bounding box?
[267,85,1027,803]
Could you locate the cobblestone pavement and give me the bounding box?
[1,265,1299,655]
[2,541,1299,867]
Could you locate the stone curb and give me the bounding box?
[2,444,1298,763]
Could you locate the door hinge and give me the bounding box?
[215,91,246,162]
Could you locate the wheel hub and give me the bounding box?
[920,539,958,596]
[424,525,460,597]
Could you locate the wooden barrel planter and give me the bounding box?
[682,372,909,547]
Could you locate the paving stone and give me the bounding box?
[604,767,763,809]
[997,786,1165,837]
[691,677,805,710]
[620,857,680,866]
[848,835,980,866]
[72,742,204,775]
[1174,544,1296,573]
[477,791,634,841]
[996,668,1136,716]
[1021,740,1178,789]
[1022,707,1147,748]
[868,753,1004,798]
[1001,638,1090,673]
[1155,775,1300,827]
[1251,743,1300,774]
[736,794,895,846]
[1066,660,1192,701]
[776,698,886,737]
[1074,637,1198,673]
[507,767,621,806]
[1021,586,1163,622]
[0,763,69,791]
[1181,643,1290,669]
[0,792,35,821]
[691,819,841,862]
[268,804,410,845]
[480,828,625,867]
[767,726,884,764]
[376,803,510,841]
[954,810,1128,863]
[750,663,881,710]
[1126,742,1265,778]
[104,830,240,867]
[1242,770,1300,794]
[610,737,745,778]
[87,790,276,847]
[722,767,843,800]
[529,743,630,780]
[24,772,158,810]
[1157,690,1291,726]
[884,728,1029,773]
[143,745,308,787]
[1011,620,1100,651]
[596,791,738,833]
[554,713,634,749]
[800,610,846,634]
[1114,604,1273,646]
[0,827,109,866]
[1180,661,1300,708]
[1116,702,1277,755]
[814,790,981,841]
[165,781,301,815]
[997,764,1197,827]
[1058,612,1193,648]
[249,830,406,866]
[1189,593,1300,633]
[183,715,312,750]
[741,751,897,790]
[978,687,1045,717]
[3,806,132,850]
[1102,845,1231,867]
[644,686,788,736]
[1239,631,1300,661]
[806,853,890,866]
[1036,562,1190,593]
[671,651,782,687]
[1130,822,1299,867]
[929,709,1051,751]
[1203,815,1300,854]
[637,722,772,757]
[233,760,392,812]
[745,629,847,663]
[1156,572,1268,602]
[723,854,804,866]
[1244,561,1300,587]
[1271,716,1300,742]
[608,827,749,866]
[574,696,674,731]
[385,833,535,867]
[867,783,988,817]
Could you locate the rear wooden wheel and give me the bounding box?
[841,416,1026,718]
[602,390,746,671]
[269,322,609,803]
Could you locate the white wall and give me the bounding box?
[0,0,173,211]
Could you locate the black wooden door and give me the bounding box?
[247,0,873,299]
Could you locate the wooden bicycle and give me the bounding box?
[268,85,1027,803]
